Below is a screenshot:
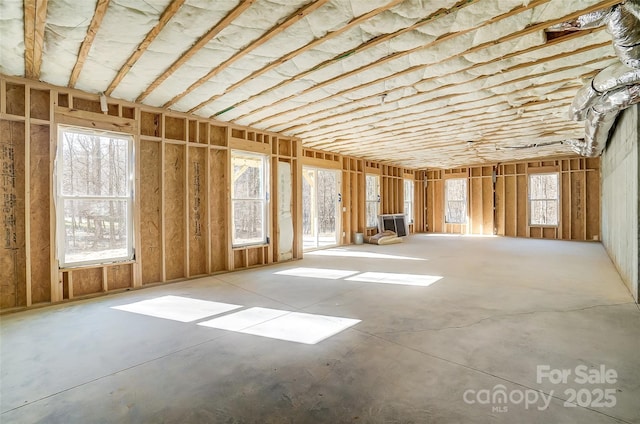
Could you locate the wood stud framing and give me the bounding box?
[0,75,302,311]
[0,75,603,313]
[425,158,600,240]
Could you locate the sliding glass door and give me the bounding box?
[302,167,341,250]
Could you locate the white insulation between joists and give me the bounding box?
[0,0,25,76]
[75,0,174,93]
[143,0,317,108]
[224,0,606,128]
[277,45,615,134]
[197,0,466,119]
[268,30,613,135]
[40,0,98,87]
[282,56,615,138]
[203,0,508,118]
[111,0,243,101]
[199,0,604,124]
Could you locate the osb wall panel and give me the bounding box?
[3,76,429,310]
[29,124,51,303]
[0,75,302,311]
[188,146,207,276]
[108,264,132,290]
[139,140,162,285]
[164,144,185,281]
[209,149,227,272]
[72,267,102,297]
[0,120,26,308]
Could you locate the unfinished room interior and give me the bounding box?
[1,0,639,422]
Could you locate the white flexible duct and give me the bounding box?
[568,84,640,156]
[547,1,640,67]
[570,62,640,120]
[554,0,640,156]
[608,1,640,68]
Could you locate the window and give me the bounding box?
[365,174,380,228]
[56,126,134,267]
[529,173,559,226]
[231,151,269,246]
[445,178,467,224]
[404,179,414,224]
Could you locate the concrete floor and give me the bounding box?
[1,235,639,423]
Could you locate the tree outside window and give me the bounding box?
[231,151,269,246]
[57,126,133,267]
[445,178,467,224]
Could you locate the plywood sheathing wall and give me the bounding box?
[425,158,600,240]
[0,75,302,311]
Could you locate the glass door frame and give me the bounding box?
[302,166,342,251]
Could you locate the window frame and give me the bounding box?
[365,174,381,228]
[230,150,270,248]
[528,171,560,227]
[404,179,414,224]
[444,177,468,224]
[55,125,135,268]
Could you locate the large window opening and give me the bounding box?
[445,178,467,224]
[529,173,559,226]
[231,151,269,247]
[56,126,134,267]
[366,174,380,228]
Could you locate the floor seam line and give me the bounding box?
[354,328,633,424]
[0,331,235,414]
[377,301,638,334]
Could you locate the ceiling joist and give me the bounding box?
[163,0,332,109]
[303,83,584,148]
[23,0,48,79]
[186,0,407,114]
[292,48,614,140]
[242,0,619,128]
[214,0,489,121]
[136,0,256,103]
[280,36,611,135]
[105,0,186,96]
[68,0,110,88]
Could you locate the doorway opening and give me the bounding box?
[302,167,341,250]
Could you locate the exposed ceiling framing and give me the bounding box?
[1,0,624,168]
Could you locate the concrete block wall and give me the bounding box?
[601,104,639,303]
